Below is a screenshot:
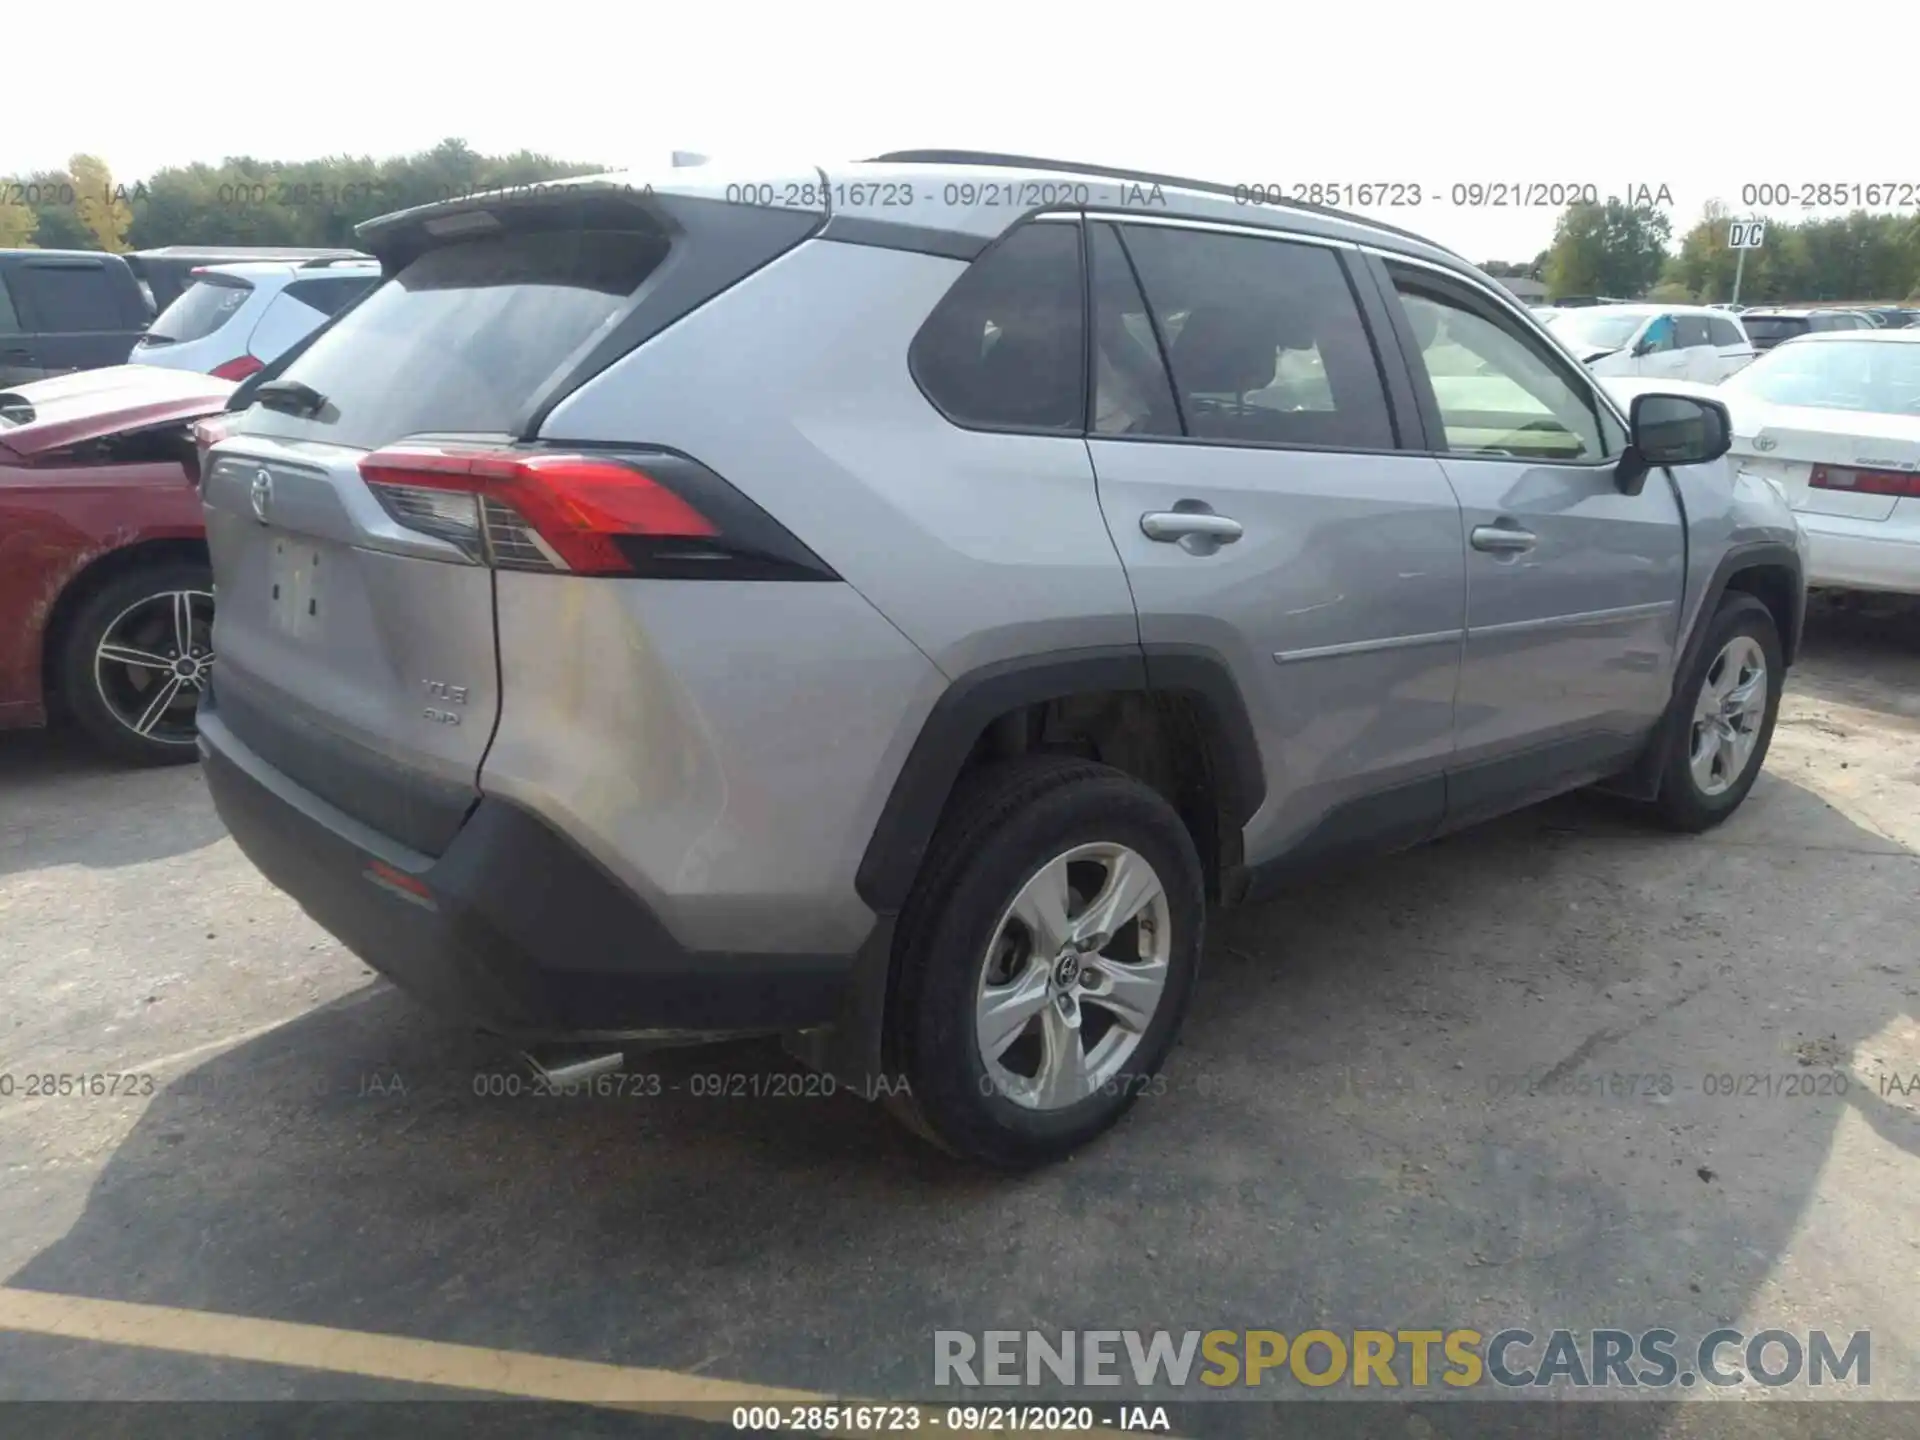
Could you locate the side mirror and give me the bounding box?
[1616,392,1732,495]
[1630,337,1654,358]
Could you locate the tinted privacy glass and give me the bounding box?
[1089,224,1179,437]
[911,221,1085,432]
[1119,226,1394,450]
[0,279,18,335]
[149,276,253,342]
[1389,266,1607,461]
[17,266,122,331]
[243,228,668,449]
[1744,316,1808,343]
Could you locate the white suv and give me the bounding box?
[1546,304,1756,382]
[129,257,380,380]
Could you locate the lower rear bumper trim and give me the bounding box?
[198,711,856,1039]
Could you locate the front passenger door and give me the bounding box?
[1374,260,1684,828]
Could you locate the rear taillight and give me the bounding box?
[192,414,240,482]
[210,354,265,381]
[357,443,838,581]
[1809,463,1920,498]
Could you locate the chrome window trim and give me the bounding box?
[1089,211,1359,253]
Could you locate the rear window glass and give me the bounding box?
[240,229,666,449]
[150,277,254,342]
[16,265,125,332]
[1744,316,1809,342]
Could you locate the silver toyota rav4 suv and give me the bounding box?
[196,151,1806,1168]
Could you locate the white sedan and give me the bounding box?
[1603,329,1920,595]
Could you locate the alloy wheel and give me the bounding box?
[974,842,1172,1111]
[1690,634,1767,797]
[92,589,215,746]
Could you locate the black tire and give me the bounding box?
[1652,593,1783,832]
[56,561,213,767]
[885,755,1205,1169]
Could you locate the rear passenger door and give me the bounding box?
[1085,218,1466,871]
[1672,314,1721,381]
[1369,258,1684,827]
[1708,313,1755,377]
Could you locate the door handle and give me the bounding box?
[1141,511,1244,544]
[1470,523,1538,554]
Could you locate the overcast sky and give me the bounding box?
[7,0,1906,261]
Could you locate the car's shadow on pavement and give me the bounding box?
[4,742,1916,1438]
[0,726,225,877]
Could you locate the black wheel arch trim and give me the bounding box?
[1605,540,1804,804]
[1678,541,1805,684]
[853,644,1266,916]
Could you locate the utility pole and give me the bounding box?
[1731,245,1747,306]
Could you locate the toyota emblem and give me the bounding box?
[250,469,273,522]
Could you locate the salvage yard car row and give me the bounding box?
[0,155,1914,1169]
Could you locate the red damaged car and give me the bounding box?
[1,365,232,764]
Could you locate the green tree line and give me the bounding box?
[1488,200,1920,305]
[10,143,1920,306]
[0,139,604,252]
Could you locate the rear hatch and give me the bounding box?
[135,272,255,360]
[1735,406,1920,522]
[1743,316,1809,350]
[202,176,822,855]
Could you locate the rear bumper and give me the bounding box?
[1797,512,1920,596]
[198,709,856,1039]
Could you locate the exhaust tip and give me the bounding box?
[519,1045,625,1088]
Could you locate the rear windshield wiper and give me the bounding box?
[253,378,329,418]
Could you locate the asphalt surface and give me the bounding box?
[2,595,1917,1439]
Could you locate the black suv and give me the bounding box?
[0,250,151,385]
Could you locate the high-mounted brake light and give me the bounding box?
[210,354,265,381]
[356,443,836,581]
[1809,463,1920,499]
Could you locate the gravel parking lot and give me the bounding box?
[1,596,1916,1437]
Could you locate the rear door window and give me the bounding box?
[910,221,1086,433]
[1707,316,1747,346]
[1674,315,1712,349]
[148,276,254,342]
[0,277,19,335]
[1117,224,1396,450]
[1088,223,1180,438]
[240,228,669,449]
[13,264,123,332]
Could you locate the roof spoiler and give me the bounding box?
[353,177,665,273]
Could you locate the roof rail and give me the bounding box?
[865,149,1459,257]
